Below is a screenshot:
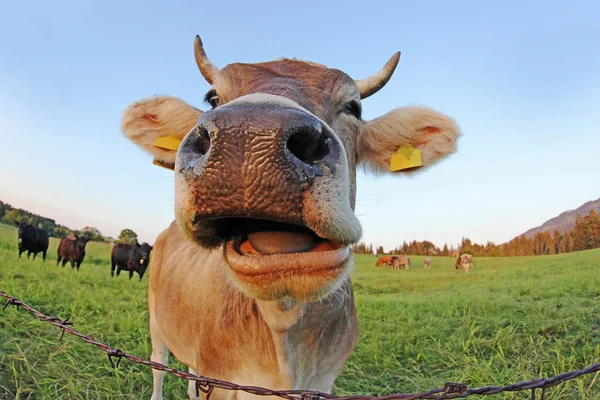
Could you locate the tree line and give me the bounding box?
[353,210,600,257]
[0,200,141,244]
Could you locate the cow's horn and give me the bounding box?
[194,35,220,84]
[355,52,401,99]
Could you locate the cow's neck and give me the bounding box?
[255,299,302,387]
[253,281,359,392]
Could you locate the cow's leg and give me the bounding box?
[111,260,116,277]
[62,259,68,267]
[149,311,169,400]
[187,367,200,400]
[57,255,62,266]
[129,269,134,280]
[42,250,47,262]
[71,260,76,269]
[27,251,31,259]
[116,266,122,276]
[32,252,37,260]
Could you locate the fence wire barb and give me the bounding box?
[1,288,599,400]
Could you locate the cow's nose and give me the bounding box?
[284,116,332,178]
[177,103,340,186]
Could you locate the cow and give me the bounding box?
[391,256,411,270]
[423,257,432,270]
[14,221,49,262]
[121,35,460,399]
[450,250,460,258]
[375,255,394,267]
[111,241,154,281]
[455,253,473,273]
[56,234,90,270]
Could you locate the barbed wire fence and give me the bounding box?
[1,288,598,400]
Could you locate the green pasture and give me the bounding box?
[0,223,599,399]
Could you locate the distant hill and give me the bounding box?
[521,197,600,238]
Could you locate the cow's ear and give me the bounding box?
[14,221,19,227]
[357,106,461,175]
[122,96,203,170]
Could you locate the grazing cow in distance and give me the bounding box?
[14,222,49,262]
[111,241,154,281]
[375,255,394,267]
[456,253,473,273]
[121,34,460,399]
[57,234,90,270]
[450,250,460,258]
[391,256,411,270]
[423,257,432,270]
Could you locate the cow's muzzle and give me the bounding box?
[174,94,357,301]
[176,95,346,248]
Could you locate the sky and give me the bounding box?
[1,0,599,250]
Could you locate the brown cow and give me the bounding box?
[122,35,460,399]
[56,234,90,271]
[375,256,394,267]
[423,257,432,270]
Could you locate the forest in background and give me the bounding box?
[3,199,599,257]
[0,200,140,244]
[353,210,600,257]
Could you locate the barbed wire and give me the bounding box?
[1,288,598,400]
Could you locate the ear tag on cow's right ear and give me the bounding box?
[390,145,422,172]
[154,135,182,151]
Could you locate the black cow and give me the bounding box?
[14,221,49,261]
[111,241,153,281]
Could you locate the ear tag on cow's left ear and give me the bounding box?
[390,145,422,172]
[154,135,182,151]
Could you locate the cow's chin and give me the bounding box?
[209,219,352,302]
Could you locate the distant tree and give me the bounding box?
[3,209,21,223]
[81,226,104,242]
[553,230,562,254]
[118,229,139,244]
[572,216,587,251]
[442,243,449,257]
[564,232,575,253]
[376,246,385,256]
[584,210,600,250]
[0,200,8,219]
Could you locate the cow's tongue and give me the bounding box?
[247,231,317,255]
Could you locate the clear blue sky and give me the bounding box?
[1,0,599,250]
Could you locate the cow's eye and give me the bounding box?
[344,100,362,119]
[204,90,220,109]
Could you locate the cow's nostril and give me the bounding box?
[191,126,211,156]
[286,129,330,166]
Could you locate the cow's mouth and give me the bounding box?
[188,217,352,300]
[204,217,348,270]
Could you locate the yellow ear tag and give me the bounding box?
[390,146,423,172]
[154,135,182,151]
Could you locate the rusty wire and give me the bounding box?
[1,288,599,400]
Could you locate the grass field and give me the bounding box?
[1,223,599,399]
